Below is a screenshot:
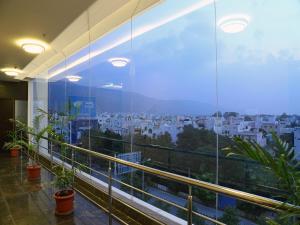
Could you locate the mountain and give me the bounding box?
[49,81,215,115]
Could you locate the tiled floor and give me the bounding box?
[0,152,120,225]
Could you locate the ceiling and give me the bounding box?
[0,0,96,81]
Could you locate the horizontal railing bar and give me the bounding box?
[26,150,129,225]
[47,147,226,224]
[90,134,257,164]
[192,211,226,225]
[61,143,291,211]
[29,134,295,212]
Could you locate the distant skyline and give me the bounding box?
[49,0,300,115]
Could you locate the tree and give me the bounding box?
[224,112,239,119]
[192,173,216,204]
[219,207,240,225]
[277,113,288,121]
[244,115,253,121]
[223,132,300,224]
[176,202,205,225]
[153,132,174,148]
[176,125,231,151]
[213,111,222,117]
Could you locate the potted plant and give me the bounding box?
[14,109,55,180]
[3,129,25,157]
[52,165,75,215]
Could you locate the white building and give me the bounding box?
[294,128,300,160]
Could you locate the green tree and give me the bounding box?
[176,202,205,225]
[219,207,240,225]
[176,125,231,151]
[153,132,174,148]
[212,111,223,117]
[224,112,239,119]
[192,173,216,204]
[223,132,300,224]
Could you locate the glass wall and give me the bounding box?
[30,0,299,224]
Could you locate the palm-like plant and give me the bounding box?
[3,129,26,151]
[14,108,55,166]
[223,132,300,224]
[52,165,75,196]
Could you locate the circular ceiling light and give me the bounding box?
[66,75,82,82]
[108,57,130,67]
[217,14,250,33]
[1,68,23,76]
[16,38,49,54]
[22,43,45,54]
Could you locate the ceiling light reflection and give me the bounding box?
[46,0,214,79]
[66,75,82,82]
[217,14,250,33]
[102,83,123,89]
[108,58,130,67]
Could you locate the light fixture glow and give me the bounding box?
[1,68,23,76]
[16,38,49,54]
[102,83,123,89]
[217,14,250,33]
[22,43,45,54]
[66,75,82,82]
[46,0,214,79]
[108,58,130,67]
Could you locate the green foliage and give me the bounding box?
[13,108,55,165]
[224,132,300,223]
[81,128,123,154]
[192,173,216,204]
[176,125,231,151]
[219,207,240,225]
[52,165,74,191]
[176,202,205,225]
[152,132,174,148]
[3,130,26,150]
[152,199,171,212]
[224,112,239,119]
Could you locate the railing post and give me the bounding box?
[71,148,74,170]
[50,141,53,168]
[142,170,145,200]
[187,185,193,225]
[108,161,113,225]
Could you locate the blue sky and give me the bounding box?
[49,0,300,115]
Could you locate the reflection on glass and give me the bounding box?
[44,0,299,224]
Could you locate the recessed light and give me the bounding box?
[1,68,23,76]
[217,14,250,33]
[108,58,130,67]
[66,75,82,82]
[16,38,49,54]
[22,43,45,54]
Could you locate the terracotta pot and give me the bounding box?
[27,165,41,180]
[54,190,74,215]
[10,147,19,157]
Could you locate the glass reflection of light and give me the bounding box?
[108,57,130,67]
[47,0,214,79]
[102,83,123,89]
[217,14,250,33]
[66,75,82,82]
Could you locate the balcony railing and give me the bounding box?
[26,134,296,225]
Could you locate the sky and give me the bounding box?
[48,0,300,115]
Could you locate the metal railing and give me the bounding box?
[28,134,296,225]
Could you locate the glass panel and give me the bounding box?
[131,0,218,219]
[216,0,299,223]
